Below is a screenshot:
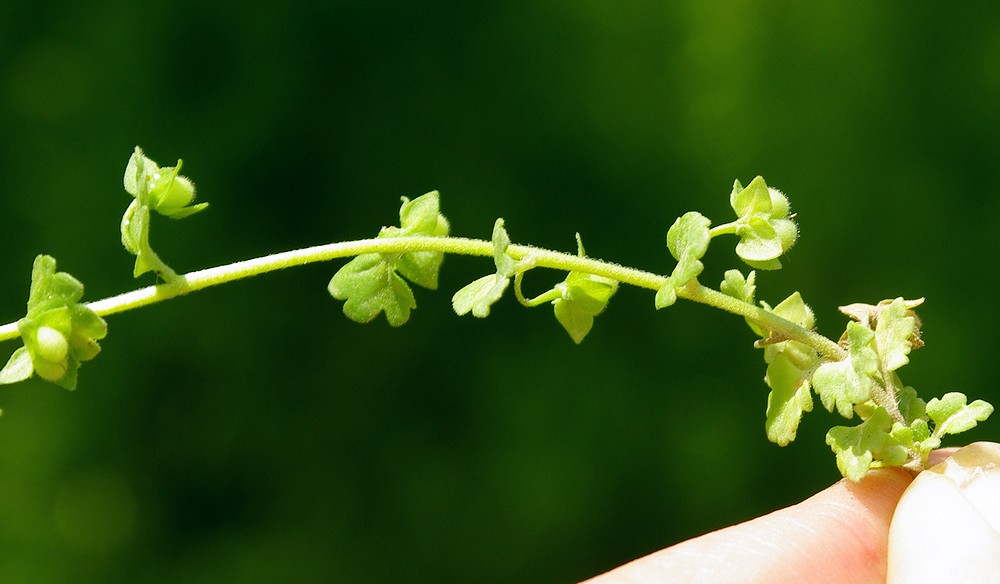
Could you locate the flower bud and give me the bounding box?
[773,218,799,252]
[33,326,69,381]
[148,168,197,216]
[36,326,69,363]
[768,187,791,218]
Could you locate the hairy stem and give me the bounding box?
[0,236,847,362]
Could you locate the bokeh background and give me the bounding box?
[2,1,999,582]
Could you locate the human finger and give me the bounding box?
[887,441,1000,584]
[584,468,913,584]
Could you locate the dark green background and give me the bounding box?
[2,2,998,582]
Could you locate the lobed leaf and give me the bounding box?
[452,274,509,318]
[764,353,814,446]
[451,218,518,319]
[328,253,416,326]
[666,211,711,286]
[874,298,918,372]
[760,292,817,367]
[927,392,994,437]
[826,407,894,481]
[720,269,756,305]
[813,322,877,418]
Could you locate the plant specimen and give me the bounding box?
[0,147,992,481]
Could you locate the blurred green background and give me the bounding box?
[2,1,999,582]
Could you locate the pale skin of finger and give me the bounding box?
[887,442,1000,584]
[583,450,957,584]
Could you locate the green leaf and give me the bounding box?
[328,192,450,325]
[735,217,783,262]
[874,298,918,372]
[812,322,877,418]
[399,191,448,236]
[720,269,756,304]
[451,218,519,319]
[452,274,509,318]
[382,192,450,290]
[720,270,766,337]
[667,211,711,285]
[489,218,516,277]
[927,392,994,437]
[120,201,177,280]
[27,255,83,311]
[0,347,34,384]
[826,407,894,482]
[730,176,772,219]
[654,278,677,309]
[895,386,927,424]
[761,292,817,367]
[328,253,416,326]
[552,270,618,344]
[764,353,813,446]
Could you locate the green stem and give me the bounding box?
[0,236,847,362]
[678,282,846,361]
[709,221,740,238]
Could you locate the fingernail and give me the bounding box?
[927,441,1000,533]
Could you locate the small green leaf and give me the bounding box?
[399,191,447,236]
[761,293,817,367]
[720,270,766,337]
[927,392,994,437]
[451,218,520,319]
[720,269,756,305]
[452,274,509,318]
[27,255,83,311]
[764,353,813,446]
[654,278,677,309]
[120,201,177,280]
[0,347,34,384]
[382,192,450,290]
[490,218,516,277]
[874,298,918,372]
[895,386,927,424]
[328,254,416,326]
[812,322,877,418]
[730,176,772,219]
[735,217,782,262]
[667,211,711,285]
[552,270,618,344]
[826,407,894,481]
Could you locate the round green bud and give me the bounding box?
[767,187,791,218]
[149,171,197,215]
[36,326,69,363]
[773,218,799,252]
[33,326,69,381]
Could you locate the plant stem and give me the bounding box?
[0,236,847,361]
